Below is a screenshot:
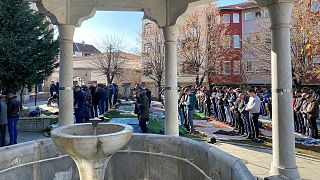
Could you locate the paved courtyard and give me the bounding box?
[213,143,320,180]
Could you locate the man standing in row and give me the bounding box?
[74,85,84,123]
[6,90,20,145]
[245,88,261,140]
[304,94,319,139]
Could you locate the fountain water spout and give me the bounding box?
[89,117,102,135]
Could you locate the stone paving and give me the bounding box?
[213,142,320,180]
[193,119,320,179]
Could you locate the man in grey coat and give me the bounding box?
[0,95,7,147]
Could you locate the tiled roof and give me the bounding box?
[73,42,101,54]
[219,2,258,10]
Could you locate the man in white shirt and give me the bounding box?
[245,88,261,139]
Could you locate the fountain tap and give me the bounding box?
[89,117,102,135]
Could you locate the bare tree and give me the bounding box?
[91,36,127,84]
[243,0,320,87]
[141,23,164,101]
[291,0,320,87]
[178,3,232,86]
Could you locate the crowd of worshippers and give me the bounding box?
[73,83,119,123]
[293,89,320,139]
[178,86,320,140]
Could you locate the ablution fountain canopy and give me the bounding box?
[50,122,133,180]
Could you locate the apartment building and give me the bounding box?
[210,4,243,85]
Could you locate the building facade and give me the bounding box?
[210,6,243,85]
[45,42,141,96]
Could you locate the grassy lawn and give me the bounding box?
[42,110,55,116]
[147,119,188,135]
[106,110,137,119]
[193,112,207,120]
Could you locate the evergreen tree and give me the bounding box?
[0,0,59,93]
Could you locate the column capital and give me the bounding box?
[256,0,294,28]
[144,0,211,27]
[58,24,75,42]
[163,25,178,42]
[255,0,294,8]
[33,0,96,27]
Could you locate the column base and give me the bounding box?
[270,163,300,180]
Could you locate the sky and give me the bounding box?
[72,0,249,53]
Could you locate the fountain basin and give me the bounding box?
[50,123,133,180]
[51,123,133,160]
[0,134,254,180]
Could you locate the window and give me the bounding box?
[312,1,320,11]
[264,10,270,18]
[233,13,240,23]
[245,61,253,72]
[223,14,230,23]
[215,15,221,24]
[144,43,152,54]
[223,61,231,74]
[233,35,240,48]
[255,11,262,18]
[225,35,230,48]
[244,12,254,21]
[255,61,262,72]
[313,56,320,67]
[144,23,152,35]
[233,61,240,74]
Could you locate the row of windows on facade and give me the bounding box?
[143,34,241,53]
[144,1,320,35]
[143,10,266,35]
[212,10,269,24]
[219,61,258,74]
[179,61,260,75]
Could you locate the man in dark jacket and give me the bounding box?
[49,81,55,97]
[305,94,319,139]
[89,85,97,117]
[104,85,110,112]
[145,88,151,107]
[294,89,304,133]
[96,84,105,115]
[74,85,84,123]
[137,90,150,133]
[82,85,92,122]
[6,90,20,145]
[55,82,59,95]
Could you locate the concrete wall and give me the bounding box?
[0,134,254,180]
[18,116,57,132]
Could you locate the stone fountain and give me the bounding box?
[50,121,133,180]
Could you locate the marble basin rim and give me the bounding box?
[50,123,133,160]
